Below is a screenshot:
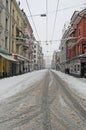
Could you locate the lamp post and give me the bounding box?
[40,14,47,17]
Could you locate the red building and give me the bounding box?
[63,9,86,76]
[67,9,86,60]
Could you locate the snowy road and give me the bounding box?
[0,70,86,130]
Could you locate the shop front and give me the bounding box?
[0,53,17,78]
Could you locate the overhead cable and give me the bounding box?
[46,0,48,43]
[51,0,60,44]
[25,0,40,41]
[27,3,85,17]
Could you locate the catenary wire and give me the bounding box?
[51,0,60,44]
[27,3,85,17]
[46,0,49,53]
[25,0,40,41]
[46,0,48,43]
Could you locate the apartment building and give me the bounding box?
[33,42,44,70]
[0,0,14,77]
[0,0,44,77]
[59,8,86,76]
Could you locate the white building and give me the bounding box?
[33,42,44,70]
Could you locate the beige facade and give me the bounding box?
[10,0,33,74]
[0,0,10,54]
[33,42,44,70]
[59,26,70,72]
[22,10,34,71]
[10,0,24,55]
[0,0,11,77]
[0,0,44,77]
[51,51,57,69]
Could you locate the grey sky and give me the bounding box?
[18,0,86,65]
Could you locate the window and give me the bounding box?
[17,16,19,25]
[77,64,80,71]
[12,41,14,51]
[13,9,15,17]
[5,37,8,49]
[78,29,80,36]
[12,25,14,36]
[34,45,36,48]
[34,55,36,58]
[34,50,36,53]
[5,17,8,30]
[0,33,1,47]
[0,11,1,24]
[6,0,8,10]
[74,65,76,72]
[34,60,36,63]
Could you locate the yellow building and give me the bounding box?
[0,0,11,77]
[0,0,34,77]
[10,0,29,75]
[10,0,24,55]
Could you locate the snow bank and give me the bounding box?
[0,70,47,100]
[53,70,86,99]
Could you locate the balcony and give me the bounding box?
[16,39,25,46]
[23,33,30,39]
[13,36,25,46]
[23,44,29,50]
[66,37,77,47]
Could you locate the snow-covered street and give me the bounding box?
[0,69,86,130]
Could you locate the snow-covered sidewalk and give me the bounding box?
[0,70,47,100]
[53,70,86,99]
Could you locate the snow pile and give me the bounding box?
[54,70,86,99]
[0,70,47,100]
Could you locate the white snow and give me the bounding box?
[53,70,86,99]
[0,69,86,101]
[0,70,47,101]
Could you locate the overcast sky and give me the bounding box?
[18,0,86,66]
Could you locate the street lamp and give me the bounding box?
[40,14,47,17]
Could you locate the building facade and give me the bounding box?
[33,42,44,70]
[0,0,12,77]
[59,8,86,76]
[10,0,34,75]
[0,0,44,78]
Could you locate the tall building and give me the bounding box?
[10,0,33,75]
[0,0,15,77]
[59,8,86,76]
[33,42,44,70]
[0,0,44,77]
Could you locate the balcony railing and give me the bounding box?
[65,37,77,47]
[16,40,24,46]
[23,44,29,50]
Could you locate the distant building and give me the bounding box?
[33,42,44,70]
[51,50,60,70]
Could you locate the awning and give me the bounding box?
[0,53,17,62]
